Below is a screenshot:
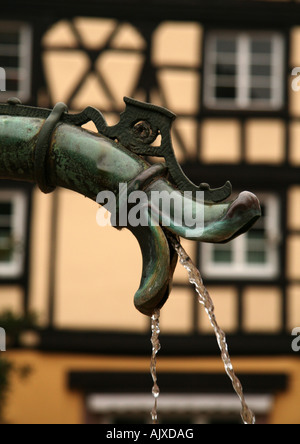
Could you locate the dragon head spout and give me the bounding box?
[0,97,261,317]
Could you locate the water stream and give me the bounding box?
[150,309,161,424]
[170,237,256,425]
[149,237,255,424]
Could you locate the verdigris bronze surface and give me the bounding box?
[0,97,261,316]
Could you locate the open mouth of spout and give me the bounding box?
[183,190,261,244]
[143,177,262,244]
[129,187,261,316]
[216,191,261,243]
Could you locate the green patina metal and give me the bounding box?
[98,97,233,203]
[0,97,261,316]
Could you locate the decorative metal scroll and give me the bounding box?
[1,97,231,203]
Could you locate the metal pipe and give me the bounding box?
[0,104,261,316]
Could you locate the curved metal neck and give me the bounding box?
[0,113,148,201]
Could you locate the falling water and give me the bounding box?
[150,309,161,424]
[170,237,256,425]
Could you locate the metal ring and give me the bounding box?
[34,102,68,193]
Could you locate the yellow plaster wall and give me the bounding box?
[201,120,241,164]
[4,351,300,424]
[0,286,23,315]
[54,189,147,332]
[246,120,285,164]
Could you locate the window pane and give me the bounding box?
[247,229,265,241]
[250,87,272,100]
[5,78,19,91]
[251,64,272,77]
[213,247,233,263]
[0,191,27,278]
[0,202,12,215]
[251,40,272,54]
[0,32,19,45]
[251,54,272,66]
[216,86,236,99]
[216,63,236,76]
[0,55,19,67]
[0,227,13,262]
[0,202,13,263]
[247,250,266,264]
[216,39,237,53]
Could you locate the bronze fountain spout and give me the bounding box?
[0,97,261,316]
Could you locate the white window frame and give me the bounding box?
[0,21,32,102]
[204,31,284,111]
[0,190,27,278]
[86,393,273,424]
[201,193,280,280]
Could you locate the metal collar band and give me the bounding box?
[34,102,68,194]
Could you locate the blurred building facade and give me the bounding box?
[1,0,300,424]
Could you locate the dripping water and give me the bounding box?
[169,237,256,425]
[150,309,161,424]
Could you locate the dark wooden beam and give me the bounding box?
[68,370,288,394]
[36,329,297,356]
[2,1,300,27]
[182,163,300,191]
